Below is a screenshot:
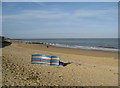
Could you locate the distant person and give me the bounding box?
[47,46,49,48]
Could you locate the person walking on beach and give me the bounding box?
[47,46,49,48]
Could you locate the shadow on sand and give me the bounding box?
[0,41,12,48]
[63,62,72,67]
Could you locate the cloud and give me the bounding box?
[3,7,117,29]
[2,0,120,2]
[3,7,117,22]
[74,8,117,20]
[3,7,117,34]
[3,10,68,21]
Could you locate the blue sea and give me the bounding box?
[17,38,119,52]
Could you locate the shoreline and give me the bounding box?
[12,39,119,52]
[11,40,118,59]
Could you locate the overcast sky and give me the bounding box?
[2,2,118,39]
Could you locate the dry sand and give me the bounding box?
[2,41,119,86]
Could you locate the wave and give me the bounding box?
[51,43,119,52]
[17,40,119,52]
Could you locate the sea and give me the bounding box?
[16,38,119,52]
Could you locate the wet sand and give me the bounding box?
[2,40,118,86]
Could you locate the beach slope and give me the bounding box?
[2,41,118,86]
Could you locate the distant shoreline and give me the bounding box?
[13,37,118,40]
[11,38,119,52]
[8,39,118,59]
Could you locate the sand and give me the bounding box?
[2,40,119,86]
[0,47,2,87]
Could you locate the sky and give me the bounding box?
[2,2,118,39]
[0,2,1,36]
[2,0,120,2]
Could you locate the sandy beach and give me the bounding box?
[2,40,118,86]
